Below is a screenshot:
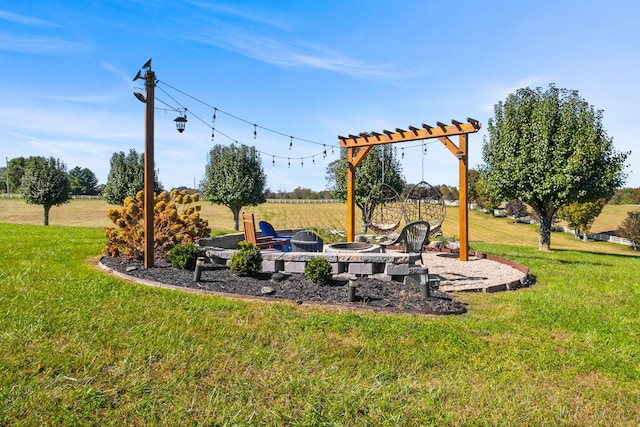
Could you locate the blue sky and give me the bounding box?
[1,0,638,192]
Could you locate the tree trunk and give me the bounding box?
[538,214,552,251]
[232,208,240,231]
[43,205,51,226]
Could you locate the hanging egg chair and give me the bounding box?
[404,181,445,235]
[365,183,404,234]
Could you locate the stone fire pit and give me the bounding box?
[324,242,381,253]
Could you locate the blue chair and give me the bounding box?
[258,221,292,252]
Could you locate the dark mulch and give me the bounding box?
[100,257,467,315]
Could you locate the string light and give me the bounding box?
[272,155,275,166]
[312,156,315,165]
[153,79,347,167]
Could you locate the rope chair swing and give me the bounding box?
[403,142,446,235]
[364,148,403,234]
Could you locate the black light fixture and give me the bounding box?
[174,114,187,133]
[134,92,146,103]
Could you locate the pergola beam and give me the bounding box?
[339,120,480,148]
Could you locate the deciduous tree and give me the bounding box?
[21,156,70,225]
[558,199,606,241]
[326,146,404,232]
[617,210,640,250]
[103,149,162,205]
[201,144,267,230]
[481,85,628,250]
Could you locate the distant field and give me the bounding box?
[1,198,637,255]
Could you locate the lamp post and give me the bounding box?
[133,59,156,269]
[133,59,187,268]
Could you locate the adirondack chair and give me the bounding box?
[258,221,292,252]
[380,220,430,254]
[241,212,282,250]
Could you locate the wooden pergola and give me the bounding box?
[338,118,481,261]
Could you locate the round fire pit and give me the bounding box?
[324,242,381,253]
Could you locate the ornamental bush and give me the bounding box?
[305,257,333,285]
[505,199,528,219]
[617,210,640,251]
[229,241,262,277]
[168,242,200,270]
[104,189,211,261]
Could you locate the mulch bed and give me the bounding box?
[99,257,467,315]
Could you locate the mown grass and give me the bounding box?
[1,197,637,235]
[1,215,639,425]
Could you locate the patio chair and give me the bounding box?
[258,221,292,252]
[241,212,282,250]
[290,230,324,252]
[380,220,430,254]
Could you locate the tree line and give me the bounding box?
[3,84,638,248]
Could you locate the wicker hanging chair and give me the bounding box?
[403,181,445,235]
[365,183,404,234]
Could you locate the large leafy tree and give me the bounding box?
[201,144,267,230]
[103,149,162,205]
[481,85,628,251]
[69,166,99,195]
[21,156,71,225]
[326,145,404,231]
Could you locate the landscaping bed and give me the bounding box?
[100,256,466,315]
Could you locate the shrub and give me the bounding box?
[305,257,333,285]
[617,210,640,250]
[104,189,211,261]
[229,241,262,276]
[505,199,528,218]
[168,242,200,270]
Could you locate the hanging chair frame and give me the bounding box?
[364,183,404,234]
[403,180,445,236]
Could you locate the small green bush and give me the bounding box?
[305,257,333,285]
[230,241,262,276]
[168,242,200,270]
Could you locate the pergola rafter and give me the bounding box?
[339,118,481,261]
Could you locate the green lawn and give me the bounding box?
[1,221,639,425]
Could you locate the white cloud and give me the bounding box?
[0,10,59,27]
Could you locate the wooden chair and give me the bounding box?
[241,212,282,250]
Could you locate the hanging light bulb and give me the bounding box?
[253,124,257,139]
[312,156,315,165]
[211,128,215,140]
[212,108,217,122]
[272,155,275,166]
[289,136,293,150]
[288,158,290,168]
[323,145,327,159]
[301,158,304,167]
[401,148,405,159]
